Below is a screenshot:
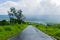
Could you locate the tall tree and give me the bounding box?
[8,7,25,24]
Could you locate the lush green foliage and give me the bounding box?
[0,24,28,40]
[8,7,25,24]
[0,20,9,25]
[32,23,60,40]
[0,21,60,40]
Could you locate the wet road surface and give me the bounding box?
[8,25,56,40]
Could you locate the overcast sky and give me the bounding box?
[0,0,60,23]
[0,0,60,15]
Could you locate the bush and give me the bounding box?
[17,26,21,29]
[0,20,9,25]
[0,27,4,32]
[4,27,11,31]
[46,24,52,26]
[0,28,3,32]
[55,33,60,37]
[10,18,18,24]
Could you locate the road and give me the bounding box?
[8,25,56,40]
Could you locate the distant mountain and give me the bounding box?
[0,15,46,24]
[0,15,9,20]
[25,15,60,23]
[0,15,60,23]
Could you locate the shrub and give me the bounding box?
[4,27,11,31]
[0,20,9,25]
[55,33,60,37]
[0,27,4,32]
[46,24,52,26]
[17,26,21,29]
[0,28,3,32]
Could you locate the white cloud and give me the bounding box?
[0,0,60,15]
[0,0,42,15]
[0,1,18,15]
[51,0,60,6]
[0,0,60,23]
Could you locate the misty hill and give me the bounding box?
[0,15,60,23]
[0,15,9,20]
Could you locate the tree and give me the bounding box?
[0,20,9,25]
[8,7,25,24]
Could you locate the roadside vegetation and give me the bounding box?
[31,23,60,40]
[0,24,28,40]
[0,7,28,40]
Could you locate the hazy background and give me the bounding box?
[0,0,60,23]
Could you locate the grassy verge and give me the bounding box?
[0,24,28,40]
[32,23,60,40]
[0,22,60,40]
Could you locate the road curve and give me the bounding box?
[8,25,56,40]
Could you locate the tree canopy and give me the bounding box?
[8,7,25,24]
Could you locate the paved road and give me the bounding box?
[8,25,56,40]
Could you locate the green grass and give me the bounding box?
[32,23,60,40]
[0,22,60,40]
[0,24,28,40]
